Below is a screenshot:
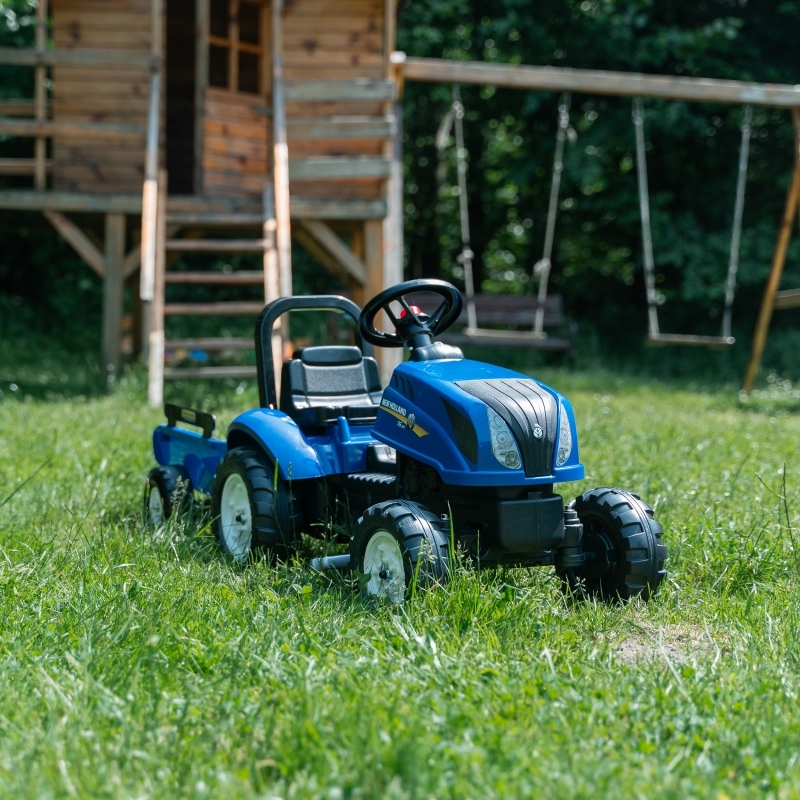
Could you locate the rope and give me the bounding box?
[635,98,752,343]
[633,97,660,338]
[533,93,574,334]
[721,104,752,340]
[451,84,478,331]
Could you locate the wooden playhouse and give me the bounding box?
[0,0,403,401]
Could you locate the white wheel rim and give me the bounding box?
[148,484,165,525]
[363,529,405,604]
[219,473,253,563]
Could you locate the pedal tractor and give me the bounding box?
[145,279,667,603]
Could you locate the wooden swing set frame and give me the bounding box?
[396,55,800,389]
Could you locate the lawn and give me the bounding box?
[0,361,799,799]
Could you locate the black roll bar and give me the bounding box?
[254,295,371,409]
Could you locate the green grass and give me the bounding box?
[1,365,800,799]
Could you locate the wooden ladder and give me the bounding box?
[743,109,800,393]
[146,181,281,405]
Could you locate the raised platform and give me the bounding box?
[0,191,387,221]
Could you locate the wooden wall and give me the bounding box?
[202,88,270,196]
[52,0,151,194]
[283,0,387,205]
[48,0,391,202]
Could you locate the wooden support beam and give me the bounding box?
[381,95,404,379]
[140,0,163,304]
[0,47,153,69]
[42,210,106,278]
[293,226,353,287]
[0,119,146,141]
[297,219,366,284]
[194,0,209,194]
[123,244,141,279]
[0,158,53,175]
[743,109,800,393]
[34,0,48,191]
[272,0,292,298]
[285,80,397,103]
[286,116,396,141]
[147,169,167,408]
[288,156,391,181]
[0,190,142,213]
[102,213,126,378]
[399,55,800,108]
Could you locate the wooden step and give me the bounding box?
[165,271,264,285]
[289,156,391,181]
[774,288,800,310]
[290,197,386,220]
[164,366,258,380]
[285,79,397,103]
[287,115,395,141]
[165,337,253,351]
[165,239,267,252]
[164,301,264,316]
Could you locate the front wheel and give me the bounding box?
[349,500,450,604]
[563,487,667,601]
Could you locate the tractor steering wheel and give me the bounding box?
[359,279,463,351]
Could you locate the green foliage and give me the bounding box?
[2,371,800,796]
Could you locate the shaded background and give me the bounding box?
[2,0,800,386]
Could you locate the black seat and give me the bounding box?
[279,345,383,426]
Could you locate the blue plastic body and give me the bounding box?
[152,357,585,493]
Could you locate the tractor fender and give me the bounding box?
[227,409,325,481]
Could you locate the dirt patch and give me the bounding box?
[612,624,721,664]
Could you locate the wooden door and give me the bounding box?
[201,0,271,197]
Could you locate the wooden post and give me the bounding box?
[363,220,394,380]
[147,169,168,407]
[102,214,126,380]
[34,0,47,190]
[229,0,240,92]
[140,0,163,306]
[742,108,800,393]
[194,0,209,194]
[263,182,283,400]
[380,96,404,379]
[272,0,292,299]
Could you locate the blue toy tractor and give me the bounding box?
[145,279,667,603]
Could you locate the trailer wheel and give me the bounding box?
[563,487,667,601]
[349,500,450,604]
[211,447,301,563]
[144,465,192,525]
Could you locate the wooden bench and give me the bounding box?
[412,293,573,351]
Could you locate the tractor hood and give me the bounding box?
[372,358,584,487]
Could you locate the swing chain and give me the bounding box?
[533,92,574,334]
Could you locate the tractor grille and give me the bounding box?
[441,397,478,464]
[456,379,557,477]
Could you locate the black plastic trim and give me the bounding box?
[164,402,216,438]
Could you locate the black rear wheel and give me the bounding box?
[144,465,192,525]
[563,487,667,601]
[211,447,302,563]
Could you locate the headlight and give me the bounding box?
[556,404,572,466]
[487,407,521,469]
